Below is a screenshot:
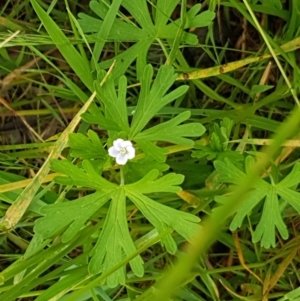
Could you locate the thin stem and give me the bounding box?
[120,167,125,186]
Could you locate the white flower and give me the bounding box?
[108,138,135,165]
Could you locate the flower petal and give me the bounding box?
[126,145,135,159]
[113,138,124,151]
[116,153,128,165]
[121,140,132,148]
[108,146,119,158]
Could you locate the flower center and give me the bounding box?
[120,147,127,155]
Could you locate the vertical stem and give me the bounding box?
[120,167,125,186]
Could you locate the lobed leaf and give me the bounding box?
[89,189,144,287]
[50,159,116,190]
[130,65,188,137]
[34,192,110,242]
[135,111,206,146]
[277,162,300,188]
[252,187,288,248]
[81,107,121,131]
[135,140,167,162]
[78,1,146,40]
[215,157,300,248]
[214,158,246,185]
[127,192,200,254]
[94,73,129,132]
[154,0,179,36]
[69,130,106,159]
[124,159,169,184]
[125,169,184,194]
[122,0,155,36]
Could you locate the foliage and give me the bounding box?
[0,0,300,300]
[192,117,244,162]
[215,156,300,248]
[77,0,215,79]
[39,61,205,286]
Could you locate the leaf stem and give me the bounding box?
[120,167,125,186]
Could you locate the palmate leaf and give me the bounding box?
[126,170,200,254]
[135,111,206,146]
[135,140,167,163]
[154,0,179,35]
[158,3,215,42]
[98,40,153,81]
[192,117,241,161]
[130,64,189,138]
[94,73,129,133]
[215,157,300,248]
[77,0,214,79]
[124,158,169,184]
[89,188,144,287]
[125,169,184,194]
[79,1,147,40]
[68,130,106,159]
[34,192,111,243]
[85,65,197,143]
[127,192,200,254]
[192,147,244,162]
[37,164,199,286]
[81,105,121,131]
[50,159,116,190]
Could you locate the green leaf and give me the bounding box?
[218,118,233,141]
[154,0,179,36]
[122,0,155,35]
[250,84,274,96]
[92,0,123,64]
[98,40,153,80]
[277,287,300,301]
[210,133,223,151]
[214,158,247,185]
[186,10,216,28]
[214,158,300,248]
[124,158,169,184]
[125,169,184,194]
[30,0,93,91]
[89,189,144,287]
[127,192,200,254]
[263,0,282,9]
[50,159,116,190]
[125,170,200,254]
[192,118,237,160]
[78,8,145,40]
[192,148,244,162]
[81,107,121,131]
[34,192,110,242]
[135,140,167,162]
[158,4,215,43]
[69,130,106,159]
[277,162,300,188]
[94,73,129,132]
[135,111,206,146]
[211,117,233,151]
[130,65,189,137]
[34,266,88,301]
[252,187,288,247]
[276,188,300,213]
[77,0,215,79]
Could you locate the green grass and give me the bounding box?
[1,0,300,300]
